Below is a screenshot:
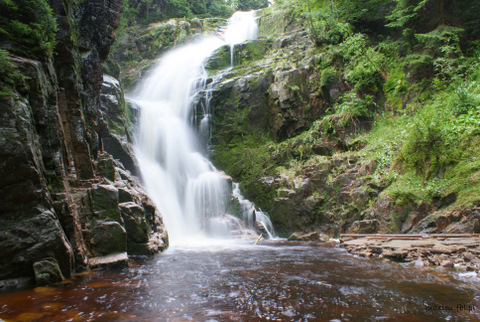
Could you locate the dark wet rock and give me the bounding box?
[0,210,75,282]
[348,220,380,234]
[89,220,127,257]
[407,207,480,234]
[33,257,65,286]
[0,277,34,292]
[120,203,149,241]
[100,75,137,175]
[89,184,122,223]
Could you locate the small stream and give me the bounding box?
[1,241,479,321]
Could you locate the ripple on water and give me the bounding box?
[0,243,479,321]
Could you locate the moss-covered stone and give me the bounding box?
[119,202,150,244]
[33,257,65,286]
[89,184,121,222]
[206,45,231,71]
[232,39,273,67]
[90,220,127,257]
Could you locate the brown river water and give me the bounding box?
[1,240,479,321]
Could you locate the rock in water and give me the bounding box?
[33,258,65,286]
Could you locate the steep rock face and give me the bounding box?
[100,75,137,174]
[0,56,75,285]
[0,0,168,288]
[51,0,123,178]
[207,31,327,145]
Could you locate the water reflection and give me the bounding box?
[1,242,479,321]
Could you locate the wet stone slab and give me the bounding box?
[340,235,480,273]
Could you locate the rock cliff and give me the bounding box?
[0,0,167,289]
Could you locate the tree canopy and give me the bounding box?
[123,0,271,26]
[0,0,57,58]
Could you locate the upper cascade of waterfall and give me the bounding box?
[131,10,273,246]
[223,11,259,45]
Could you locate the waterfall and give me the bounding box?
[132,11,273,246]
[232,183,274,239]
[223,11,258,66]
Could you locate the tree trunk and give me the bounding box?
[440,0,445,25]
[306,0,320,45]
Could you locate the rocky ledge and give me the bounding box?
[340,234,480,274]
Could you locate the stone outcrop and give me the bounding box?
[341,235,480,273]
[0,0,167,289]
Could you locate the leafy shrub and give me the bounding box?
[336,33,386,92]
[0,49,23,99]
[320,67,339,88]
[0,0,57,58]
[334,92,375,122]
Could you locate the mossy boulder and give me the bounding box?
[33,257,65,286]
[89,184,122,222]
[89,220,127,257]
[205,45,231,71]
[120,203,149,242]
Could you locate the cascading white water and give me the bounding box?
[232,183,274,239]
[132,11,273,246]
[223,11,258,66]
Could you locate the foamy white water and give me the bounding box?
[223,11,258,66]
[132,11,273,246]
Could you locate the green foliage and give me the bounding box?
[395,109,452,179]
[123,0,235,26]
[383,64,409,111]
[0,0,57,58]
[387,0,480,49]
[329,91,376,128]
[118,0,139,30]
[229,0,270,11]
[319,67,339,88]
[295,3,353,45]
[336,0,393,33]
[363,49,480,207]
[446,140,480,206]
[334,33,386,92]
[0,49,23,99]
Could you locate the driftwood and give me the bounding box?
[254,233,263,245]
